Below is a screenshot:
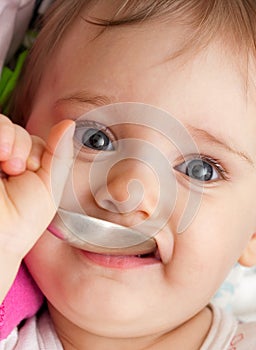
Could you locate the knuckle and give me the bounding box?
[0,114,12,124]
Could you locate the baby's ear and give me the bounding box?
[238,233,256,267]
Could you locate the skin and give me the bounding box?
[2,5,256,350]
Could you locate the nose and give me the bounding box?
[91,153,176,232]
[94,159,158,219]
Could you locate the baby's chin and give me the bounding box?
[47,297,168,340]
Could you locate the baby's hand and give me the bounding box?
[0,115,74,302]
[0,115,44,176]
[0,115,75,255]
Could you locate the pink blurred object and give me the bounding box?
[0,262,44,340]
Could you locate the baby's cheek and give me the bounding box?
[166,211,232,285]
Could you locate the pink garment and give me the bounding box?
[0,262,44,340]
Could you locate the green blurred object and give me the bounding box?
[0,68,12,96]
[0,50,28,114]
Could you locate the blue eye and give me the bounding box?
[74,122,114,151]
[175,158,220,182]
[82,128,112,151]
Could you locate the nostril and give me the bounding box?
[95,197,149,221]
[136,210,149,222]
[94,186,145,215]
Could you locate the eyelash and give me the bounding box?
[176,155,230,182]
[74,120,116,152]
[201,156,230,180]
[75,120,110,135]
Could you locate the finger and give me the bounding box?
[26,135,46,171]
[0,115,15,160]
[1,125,32,175]
[37,120,75,209]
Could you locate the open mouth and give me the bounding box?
[80,246,161,268]
[82,240,161,260]
[136,248,161,260]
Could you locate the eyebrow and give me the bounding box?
[54,91,254,166]
[187,125,254,166]
[54,91,115,108]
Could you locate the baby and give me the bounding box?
[1,0,256,349]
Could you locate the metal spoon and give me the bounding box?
[47,208,157,255]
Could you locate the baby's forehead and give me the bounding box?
[42,1,256,127]
[77,1,256,86]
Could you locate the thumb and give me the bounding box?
[37,120,75,209]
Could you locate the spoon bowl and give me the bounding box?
[48,208,157,255]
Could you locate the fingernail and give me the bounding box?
[27,156,40,171]
[8,158,25,171]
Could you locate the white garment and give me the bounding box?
[201,305,256,349]
[0,305,255,350]
[0,310,62,350]
[0,0,35,72]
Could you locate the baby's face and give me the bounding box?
[25,7,256,339]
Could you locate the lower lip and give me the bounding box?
[79,250,160,269]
